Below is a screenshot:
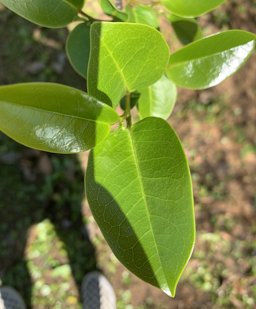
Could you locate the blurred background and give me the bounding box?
[0,0,255,308]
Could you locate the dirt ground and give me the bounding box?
[0,1,255,308]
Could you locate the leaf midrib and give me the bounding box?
[101,39,129,90]
[0,101,112,125]
[127,128,168,287]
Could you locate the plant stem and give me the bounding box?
[79,11,101,22]
[125,93,132,128]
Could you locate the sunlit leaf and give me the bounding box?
[138,75,177,119]
[126,5,159,28]
[161,0,226,17]
[0,83,119,153]
[167,30,256,89]
[86,117,195,297]
[88,22,169,107]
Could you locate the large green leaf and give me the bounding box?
[86,117,195,296]
[66,23,91,79]
[138,75,177,120]
[167,30,256,89]
[0,83,119,153]
[0,0,79,28]
[162,0,225,17]
[88,22,170,107]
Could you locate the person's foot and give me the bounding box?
[0,287,26,309]
[82,271,116,309]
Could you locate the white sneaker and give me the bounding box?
[82,271,116,309]
[0,287,26,309]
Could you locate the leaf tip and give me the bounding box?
[161,283,177,298]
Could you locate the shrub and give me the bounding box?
[0,0,255,297]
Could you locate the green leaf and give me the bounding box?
[161,0,226,17]
[66,23,90,79]
[68,0,84,9]
[0,0,78,28]
[0,83,119,153]
[167,30,256,89]
[138,75,177,120]
[170,15,202,45]
[120,92,140,111]
[126,5,159,28]
[100,0,127,21]
[88,22,170,107]
[86,117,195,297]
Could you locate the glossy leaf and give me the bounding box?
[162,0,226,17]
[86,117,195,297]
[0,0,78,28]
[126,5,159,28]
[138,76,177,120]
[167,30,256,89]
[170,16,202,45]
[88,22,170,107]
[66,23,90,78]
[0,83,119,153]
[100,0,127,21]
